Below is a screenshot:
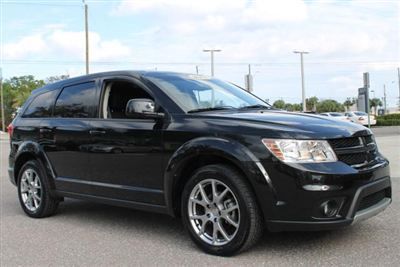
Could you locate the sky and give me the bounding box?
[1,0,400,107]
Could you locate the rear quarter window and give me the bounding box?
[54,82,97,118]
[22,89,60,118]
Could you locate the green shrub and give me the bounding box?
[376,114,400,126]
[380,113,400,120]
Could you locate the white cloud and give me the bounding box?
[4,29,132,61]
[4,34,47,59]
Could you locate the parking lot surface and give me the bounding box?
[1,129,399,266]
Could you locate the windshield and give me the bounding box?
[330,112,344,117]
[146,74,269,112]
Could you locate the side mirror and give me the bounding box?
[125,98,164,119]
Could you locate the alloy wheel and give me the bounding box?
[20,168,42,212]
[188,179,240,246]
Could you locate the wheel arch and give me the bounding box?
[163,137,271,217]
[13,141,57,192]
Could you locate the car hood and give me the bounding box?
[192,110,371,139]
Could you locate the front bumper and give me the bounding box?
[253,158,391,232]
[267,176,391,231]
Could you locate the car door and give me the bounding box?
[40,81,98,194]
[87,78,166,205]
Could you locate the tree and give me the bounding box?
[316,99,345,113]
[0,75,45,127]
[343,97,356,111]
[370,98,382,115]
[272,100,286,109]
[306,96,319,111]
[46,75,70,84]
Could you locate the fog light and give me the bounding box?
[321,200,339,217]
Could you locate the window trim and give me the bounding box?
[97,76,168,120]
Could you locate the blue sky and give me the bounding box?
[1,0,400,107]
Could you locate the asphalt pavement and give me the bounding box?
[0,128,399,266]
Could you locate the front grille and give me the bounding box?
[337,153,367,166]
[329,135,377,168]
[357,190,386,211]
[329,137,362,149]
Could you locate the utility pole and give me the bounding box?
[0,67,5,132]
[203,49,221,76]
[397,67,400,110]
[83,0,89,74]
[383,84,387,114]
[294,51,309,112]
[195,65,199,75]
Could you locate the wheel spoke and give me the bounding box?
[211,180,218,202]
[222,214,239,228]
[20,180,29,193]
[216,188,229,203]
[225,204,239,213]
[26,171,33,184]
[212,222,218,243]
[33,197,40,208]
[190,197,207,207]
[217,222,231,241]
[198,184,211,204]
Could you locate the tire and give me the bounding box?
[181,164,263,256]
[17,160,59,218]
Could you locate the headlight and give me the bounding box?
[262,139,337,163]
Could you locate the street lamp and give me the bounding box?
[293,51,309,112]
[203,49,221,77]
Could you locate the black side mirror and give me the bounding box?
[125,98,164,119]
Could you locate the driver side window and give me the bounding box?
[102,81,154,119]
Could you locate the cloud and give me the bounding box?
[4,34,47,59]
[4,29,132,61]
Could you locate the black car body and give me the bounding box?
[8,71,391,255]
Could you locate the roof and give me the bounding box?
[31,70,197,95]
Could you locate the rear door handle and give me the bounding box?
[89,129,106,135]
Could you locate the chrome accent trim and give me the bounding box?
[351,197,391,225]
[303,184,342,191]
[255,162,272,184]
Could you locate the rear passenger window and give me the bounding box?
[23,89,60,118]
[54,82,96,118]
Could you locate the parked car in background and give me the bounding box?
[320,112,351,122]
[345,111,376,126]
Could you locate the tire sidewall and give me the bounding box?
[17,160,49,217]
[181,165,253,256]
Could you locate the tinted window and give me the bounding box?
[54,82,96,118]
[23,89,60,118]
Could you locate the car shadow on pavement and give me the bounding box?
[56,198,357,256]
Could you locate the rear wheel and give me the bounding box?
[181,164,263,256]
[17,160,59,218]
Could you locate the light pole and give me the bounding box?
[0,67,5,132]
[203,49,221,77]
[293,51,309,112]
[83,0,89,74]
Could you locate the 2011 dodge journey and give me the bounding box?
[8,71,392,255]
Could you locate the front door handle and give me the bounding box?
[89,129,106,135]
[39,128,53,134]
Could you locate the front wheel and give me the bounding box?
[181,164,263,256]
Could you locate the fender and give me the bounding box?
[163,137,277,216]
[14,141,57,191]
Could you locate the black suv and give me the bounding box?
[8,71,391,255]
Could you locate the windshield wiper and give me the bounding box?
[187,106,236,113]
[239,104,273,110]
